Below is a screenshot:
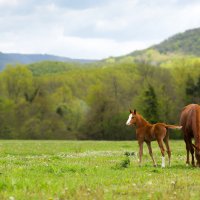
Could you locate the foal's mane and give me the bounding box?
[136,112,150,126]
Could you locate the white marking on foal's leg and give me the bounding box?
[161,156,165,168]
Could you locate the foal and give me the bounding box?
[126,109,182,167]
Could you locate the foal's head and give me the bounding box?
[126,109,137,126]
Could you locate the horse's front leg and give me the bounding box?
[138,141,143,167]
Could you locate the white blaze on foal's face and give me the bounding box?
[126,113,133,125]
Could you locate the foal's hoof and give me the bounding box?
[153,164,157,167]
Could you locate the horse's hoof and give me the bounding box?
[153,164,157,167]
[196,163,200,167]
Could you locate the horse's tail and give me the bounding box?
[165,125,182,130]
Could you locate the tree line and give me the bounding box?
[0,57,200,140]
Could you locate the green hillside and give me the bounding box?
[153,27,200,56]
[119,27,200,65]
[28,61,82,76]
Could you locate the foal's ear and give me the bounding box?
[134,109,136,114]
[129,109,133,113]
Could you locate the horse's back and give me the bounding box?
[180,104,200,133]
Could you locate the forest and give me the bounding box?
[0,56,200,140]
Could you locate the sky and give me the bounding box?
[0,0,200,59]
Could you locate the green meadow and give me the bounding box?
[0,140,199,200]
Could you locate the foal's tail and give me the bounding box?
[165,125,182,130]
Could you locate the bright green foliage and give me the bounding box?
[2,65,33,101]
[0,59,200,139]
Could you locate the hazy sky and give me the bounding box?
[0,0,200,59]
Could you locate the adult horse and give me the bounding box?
[126,109,182,167]
[180,104,200,167]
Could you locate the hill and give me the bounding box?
[115,27,200,65]
[152,27,200,56]
[19,27,200,75]
[0,52,97,70]
[1,27,200,70]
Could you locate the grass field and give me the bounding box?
[0,140,200,200]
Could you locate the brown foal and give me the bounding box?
[126,109,182,167]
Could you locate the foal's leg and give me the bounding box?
[163,134,171,166]
[146,142,157,167]
[138,141,143,167]
[157,139,165,168]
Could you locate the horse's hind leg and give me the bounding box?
[157,139,166,168]
[146,142,157,167]
[164,133,171,166]
[184,135,190,165]
[185,135,195,166]
[189,142,195,166]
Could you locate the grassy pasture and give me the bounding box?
[0,140,200,200]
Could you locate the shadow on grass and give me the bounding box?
[168,164,198,170]
[132,163,198,173]
[146,164,198,171]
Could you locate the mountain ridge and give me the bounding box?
[112,27,200,65]
[0,52,97,70]
[127,27,200,57]
[1,27,200,70]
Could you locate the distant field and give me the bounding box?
[0,140,199,200]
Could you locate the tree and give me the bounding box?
[185,75,200,103]
[142,84,159,123]
[2,65,33,102]
[195,76,200,102]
